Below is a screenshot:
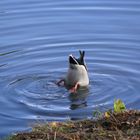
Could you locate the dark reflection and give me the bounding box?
[0,64,7,67]
[0,50,19,56]
[9,78,24,85]
[70,101,87,110]
[69,88,89,110]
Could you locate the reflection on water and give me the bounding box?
[0,0,140,138]
[69,88,89,110]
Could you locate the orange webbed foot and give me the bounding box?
[69,83,80,93]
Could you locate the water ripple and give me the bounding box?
[0,0,140,138]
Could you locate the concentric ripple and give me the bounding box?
[0,0,140,138]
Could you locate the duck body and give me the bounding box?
[65,63,89,87]
[57,50,89,93]
[64,51,89,92]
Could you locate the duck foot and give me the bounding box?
[56,79,65,86]
[69,83,80,93]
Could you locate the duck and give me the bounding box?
[57,50,89,93]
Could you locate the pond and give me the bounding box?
[0,0,140,138]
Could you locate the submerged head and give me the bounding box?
[69,50,87,70]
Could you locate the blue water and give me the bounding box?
[0,0,140,138]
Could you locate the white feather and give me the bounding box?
[65,64,89,87]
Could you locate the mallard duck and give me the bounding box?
[57,50,89,93]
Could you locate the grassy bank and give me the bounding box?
[9,110,140,140]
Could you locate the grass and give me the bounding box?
[9,110,140,140]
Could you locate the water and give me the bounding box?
[0,0,140,138]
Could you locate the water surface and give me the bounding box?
[0,0,140,138]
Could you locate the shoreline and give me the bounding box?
[9,110,140,140]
